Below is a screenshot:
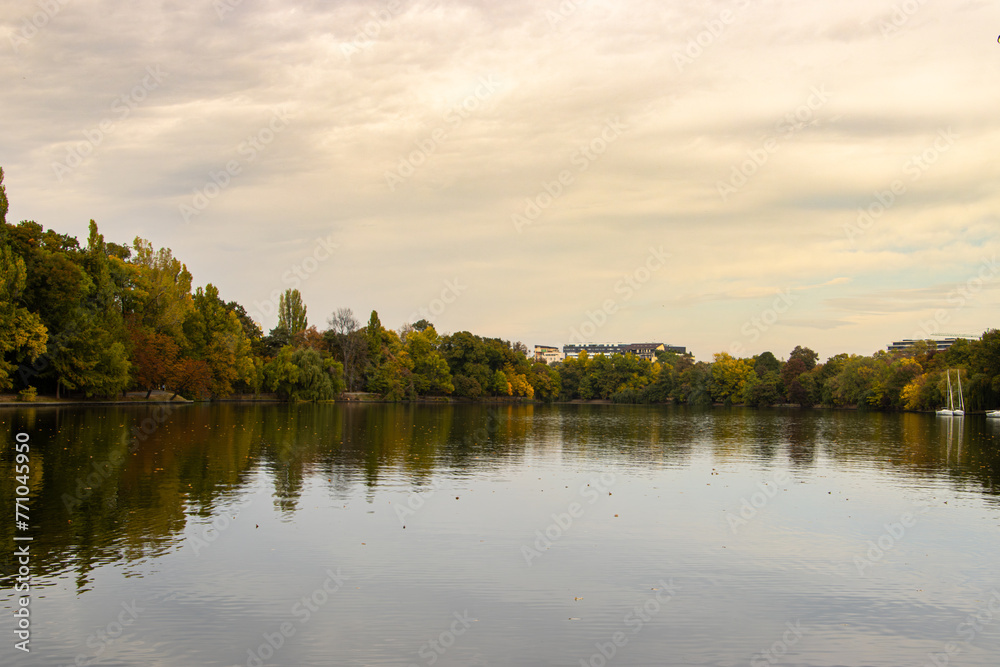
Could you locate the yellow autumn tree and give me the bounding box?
[709,352,755,404]
[0,245,48,390]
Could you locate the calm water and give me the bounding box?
[2,403,1000,666]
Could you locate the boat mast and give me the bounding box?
[957,371,965,412]
[947,370,954,411]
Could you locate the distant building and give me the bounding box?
[562,342,686,362]
[534,345,564,364]
[887,338,963,352]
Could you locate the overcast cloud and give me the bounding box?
[2,0,998,360]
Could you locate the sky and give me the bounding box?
[2,0,998,362]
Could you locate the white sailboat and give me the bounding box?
[936,370,955,416]
[988,409,1000,418]
[954,371,965,416]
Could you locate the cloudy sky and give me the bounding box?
[2,0,998,361]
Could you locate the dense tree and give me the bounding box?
[754,351,781,377]
[780,346,817,404]
[624,363,673,404]
[709,352,754,404]
[128,326,180,398]
[265,346,344,401]
[8,221,90,327]
[943,338,973,369]
[453,374,483,399]
[489,369,511,396]
[742,370,783,407]
[679,361,712,406]
[556,352,588,400]
[228,301,264,348]
[169,358,213,399]
[901,371,943,412]
[827,355,884,407]
[439,331,534,398]
[402,325,453,396]
[182,285,255,397]
[583,353,655,399]
[882,357,923,410]
[0,245,48,390]
[40,222,132,398]
[366,329,411,400]
[528,362,561,402]
[6,168,1000,410]
[788,346,818,369]
[131,237,193,338]
[506,365,534,398]
[363,310,394,378]
[441,331,491,390]
[967,329,1000,410]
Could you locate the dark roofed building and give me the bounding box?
[887,338,963,352]
[562,342,686,361]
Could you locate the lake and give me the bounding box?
[2,403,1000,666]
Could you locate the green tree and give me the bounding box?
[265,345,344,401]
[943,338,973,369]
[781,346,818,404]
[828,354,885,407]
[402,325,453,396]
[679,361,712,406]
[528,362,561,402]
[182,284,254,397]
[901,372,942,411]
[278,289,308,335]
[441,331,492,390]
[754,351,781,377]
[453,374,483,398]
[227,301,264,347]
[131,237,193,339]
[742,370,783,406]
[557,351,589,400]
[882,356,923,410]
[0,244,48,390]
[0,167,8,225]
[709,352,754,404]
[969,330,1000,409]
[44,222,131,398]
[490,369,511,396]
[366,330,412,400]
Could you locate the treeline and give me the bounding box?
[563,339,1000,412]
[0,169,559,401]
[2,169,998,409]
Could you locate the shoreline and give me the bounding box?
[0,395,994,415]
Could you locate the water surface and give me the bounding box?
[2,404,1000,666]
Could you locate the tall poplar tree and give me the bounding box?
[277,289,308,334]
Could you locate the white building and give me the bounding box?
[533,345,564,364]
